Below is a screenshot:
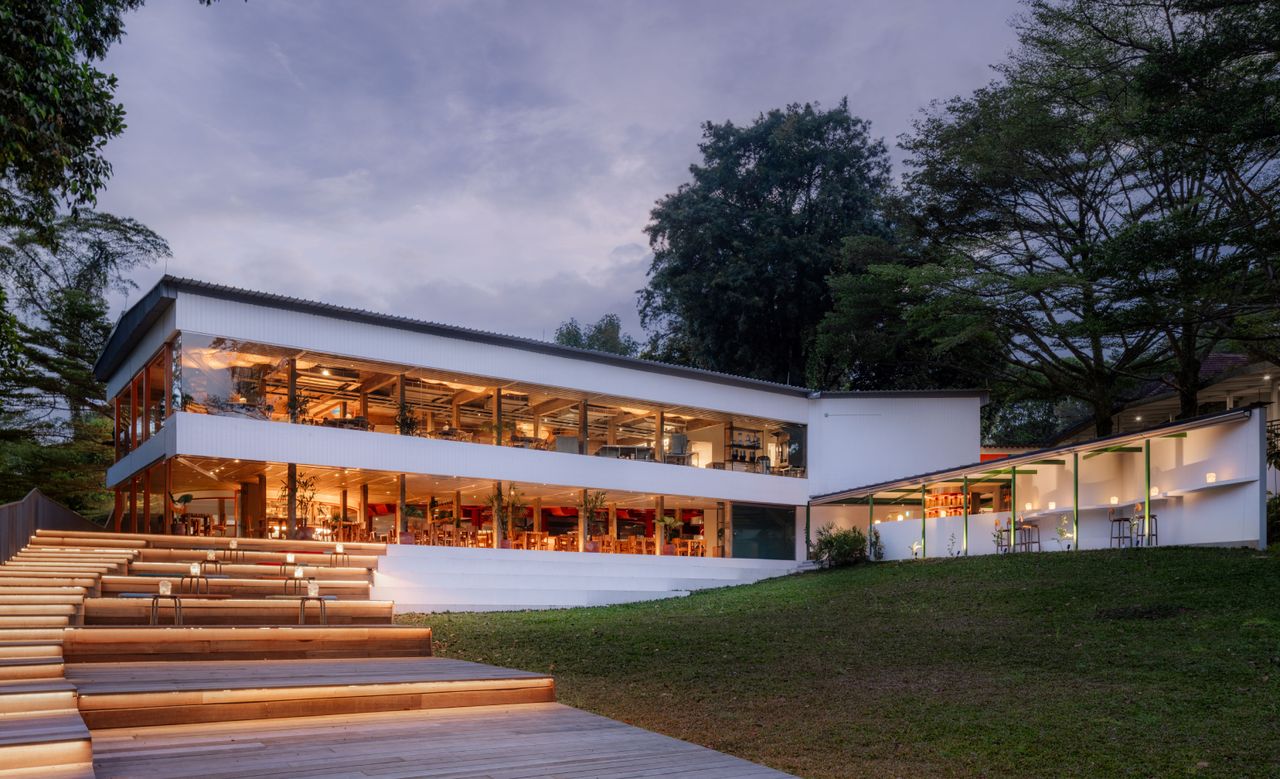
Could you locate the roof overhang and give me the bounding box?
[811,405,1260,505]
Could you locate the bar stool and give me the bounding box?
[1131,514,1159,547]
[1108,509,1132,548]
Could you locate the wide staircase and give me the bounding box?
[0,530,553,778]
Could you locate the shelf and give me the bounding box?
[1165,477,1256,497]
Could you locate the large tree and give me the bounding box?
[640,100,890,385]
[0,212,167,515]
[0,1,145,243]
[1014,0,1280,418]
[553,313,639,357]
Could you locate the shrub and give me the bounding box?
[814,523,868,568]
[1268,493,1278,550]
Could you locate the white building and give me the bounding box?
[96,277,984,567]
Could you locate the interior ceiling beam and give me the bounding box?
[527,397,578,417]
[611,411,651,426]
[311,374,400,415]
[451,389,489,406]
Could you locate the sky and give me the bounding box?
[97,0,1021,341]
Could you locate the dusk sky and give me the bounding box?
[98,0,1021,340]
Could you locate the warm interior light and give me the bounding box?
[1206,472,1217,484]
[335,543,344,554]
[1048,501,1056,510]
[321,368,331,376]
[188,563,200,577]
[1109,496,1119,505]
[307,579,320,597]
[1150,486,1159,497]
[939,509,947,517]
[1135,415,1142,422]
[874,519,882,525]
[206,550,216,561]
[294,566,304,578]
[896,514,904,521]
[1024,502,1033,511]
[158,580,172,596]
[229,539,237,549]
[286,553,295,564]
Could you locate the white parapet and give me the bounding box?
[372,545,806,613]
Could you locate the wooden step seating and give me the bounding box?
[69,656,555,729]
[82,597,393,626]
[63,626,431,663]
[0,540,113,776]
[99,574,370,601]
[127,561,373,581]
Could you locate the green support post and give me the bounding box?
[962,475,969,555]
[804,502,812,560]
[868,495,875,559]
[1072,451,1080,550]
[920,483,927,559]
[1143,439,1151,545]
[1010,465,1017,554]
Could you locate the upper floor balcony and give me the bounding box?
[111,331,808,481]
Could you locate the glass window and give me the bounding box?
[732,503,796,560]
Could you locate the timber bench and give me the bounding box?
[82,597,394,626]
[63,626,432,663]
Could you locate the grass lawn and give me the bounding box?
[399,547,1280,778]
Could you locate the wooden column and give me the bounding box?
[217,497,225,536]
[654,495,664,556]
[361,483,371,538]
[359,391,369,420]
[128,378,137,454]
[286,463,298,538]
[287,358,298,422]
[257,473,267,539]
[162,460,173,535]
[128,477,138,534]
[398,474,407,543]
[532,497,543,533]
[113,487,123,533]
[142,469,151,535]
[578,400,588,454]
[608,502,617,539]
[451,398,461,429]
[492,388,503,446]
[163,340,174,418]
[654,410,665,462]
[578,489,588,552]
[724,502,733,558]
[340,489,348,542]
[491,481,503,549]
[397,375,406,433]
[453,490,463,540]
[141,362,150,443]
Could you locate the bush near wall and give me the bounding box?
[814,524,868,568]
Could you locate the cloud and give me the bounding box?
[98,0,1020,342]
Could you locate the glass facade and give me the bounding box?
[147,331,807,478]
[731,503,796,560]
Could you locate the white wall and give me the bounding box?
[114,413,813,507]
[174,292,812,424]
[806,395,982,497]
[105,305,176,399]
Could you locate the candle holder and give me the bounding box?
[158,579,172,596]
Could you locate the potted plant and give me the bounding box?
[395,402,421,436]
[657,513,682,554]
[578,490,608,551]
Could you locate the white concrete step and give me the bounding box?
[374,545,804,612]
[389,587,691,613]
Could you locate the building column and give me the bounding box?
[257,473,267,539]
[1009,466,1017,553]
[723,502,733,558]
[491,481,503,548]
[961,477,969,556]
[578,489,588,552]
[608,502,617,539]
[492,388,503,446]
[340,488,348,542]
[532,497,543,534]
[654,495,665,556]
[398,473,408,543]
[867,495,875,559]
[127,478,137,534]
[113,487,123,533]
[287,358,299,422]
[453,489,463,542]
[163,459,173,535]
[920,483,927,559]
[360,483,370,539]
[654,410,665,462]
[286,463,298,538]
[578,400,588,454]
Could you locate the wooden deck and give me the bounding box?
[91,702,795,779]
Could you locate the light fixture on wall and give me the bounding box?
[285,553,295,564]
[1206,472,1217,484]
[335,543,344,555]
[939,509,947,518]
[1150,486,1159,497]
[1048,501,1057,510]
[896,514,904,522]
[1024,502,1033,511]
[294,566,304,579]
[1109,496,1119,505]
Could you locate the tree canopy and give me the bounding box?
[640,100,891,385]
[553,313,639,357]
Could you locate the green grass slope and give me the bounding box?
[400,547,1280,778]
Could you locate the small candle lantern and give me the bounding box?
[294,566,304,579]
[307,579,319,598]
[1150,486,1159,497]
[206,550,216,561]
[1024,502,1033,511]
[938,509,947,518]
[1048,501,1057,510]
[1205,472,1217,484]
[229,539,238,550]
[188,562,200,577]
[1109,496,1119,505]
[158,579,172,596]
[285,553,295,564]
[335,543,344,555]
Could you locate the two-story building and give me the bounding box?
[95,277,985,564]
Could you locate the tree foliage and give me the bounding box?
[640,100,890,385]
[0,212,167,516]
[553,313,639,357]
[0,1,144,243]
